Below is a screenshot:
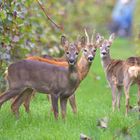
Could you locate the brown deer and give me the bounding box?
[123,57,140,115]
[12,55,68,114]
[99,33,125,112]
[99,33,140,115]
[10,30,102,116]
[0,35,83,119]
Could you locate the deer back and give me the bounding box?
[106,59,124,86]
[8,59,75,93]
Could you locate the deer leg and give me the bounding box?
[46,94,54,117]
[47,94,54,116]
[47,94,51,102]
[51,94,59,119]
[60,96,68,120]
[137,84,140,106]
[117,86,122,111]
[111,84,117,112]
[11,90,28,118]
[0,88,24,108]
[11,88,34,117]
[23,89,34,113]
[47,94,54,117]
[124,79,131,116]
[69,94,77,114]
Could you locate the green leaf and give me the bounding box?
[0,10,7,20]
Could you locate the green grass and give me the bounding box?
[0,39,140,140]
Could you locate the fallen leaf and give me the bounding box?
[97,117,109,129]
[80,133,92,140]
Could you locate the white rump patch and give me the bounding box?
[128,66,140,77]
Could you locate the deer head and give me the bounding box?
[61,36,81,65]
[99,33,115,58]
[79,29,102,63]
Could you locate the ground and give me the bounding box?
[0,39,140,140]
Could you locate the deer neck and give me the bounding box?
[68,63,79,84]
[78,55,92,81]
[101,53,111,71]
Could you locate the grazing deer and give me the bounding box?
[99,33,125,112]
[0,36,83,119]
[10,30,102,116]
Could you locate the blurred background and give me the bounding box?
[0,0,140,91]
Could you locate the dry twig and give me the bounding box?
[36,0,63,31]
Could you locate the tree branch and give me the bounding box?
[36,0,63,31]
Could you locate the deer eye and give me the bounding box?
[75,52,78,55]
[93,49,96,52]
[66,51,69,55]
[84,49,87,52]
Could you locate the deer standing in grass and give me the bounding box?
[10,30,102,117]
[99,34,140,115]
[99,33,124,112]
[0,36,83,119]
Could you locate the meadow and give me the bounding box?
[0,39,140,140]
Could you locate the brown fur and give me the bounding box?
[27,56,68,67]
[126,57,140,66]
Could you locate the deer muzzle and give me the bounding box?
[69,58,75,65]
[88,56,94,62]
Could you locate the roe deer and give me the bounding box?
[11,29,102,116]
[100,34,140,115]
[99,33,125,112]
[0,36,83,119]
[123,57,140,115]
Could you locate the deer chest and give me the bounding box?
[69,72,79,82]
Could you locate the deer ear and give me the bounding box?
[61,36,69,48]
[77,36,86,50]
[96,33,104,47]
[80,36,86,47]
[109,33,115,43]
[96,33,102,41]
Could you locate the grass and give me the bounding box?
[0,39,140,140]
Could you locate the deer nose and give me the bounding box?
[88,56,94,61]
[69,58,75,64]
[102,52,106,55]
